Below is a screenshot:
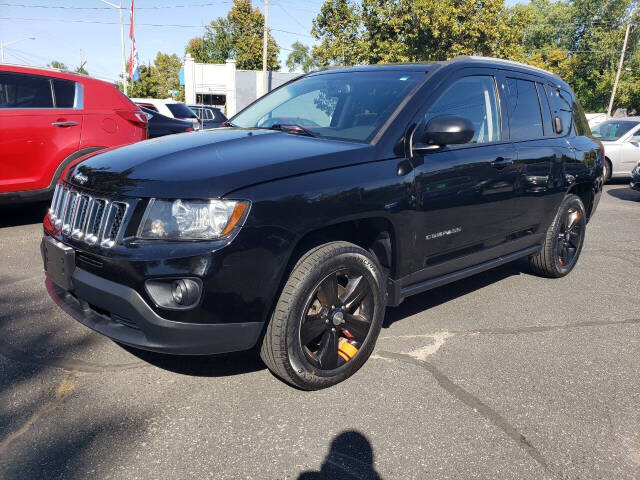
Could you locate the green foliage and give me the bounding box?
[127,52,184,101]
[517,0,639,112]
[48,60,67,70]
[285,41,317,72]
[185,0,279,70]
[311,0,530,66]
[311,0,639,112]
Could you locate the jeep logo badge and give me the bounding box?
[73,173,88,185]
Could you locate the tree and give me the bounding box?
[127,52,184,101]
[185,0,279,70]
[286,42,317,72]
[516,0,640,112]
[311,0,366,66]
[311,0,529,66]
[48,60,67,70]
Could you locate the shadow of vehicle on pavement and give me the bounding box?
[0,202,48,228]
[606,186,640,202]
[297,430,382,480]
[117,343,266,377]
[384,261,524,328]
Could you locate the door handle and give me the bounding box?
[52,121,78,127]
[491,157,514,169]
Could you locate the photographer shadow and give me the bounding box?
[298,430,382,480]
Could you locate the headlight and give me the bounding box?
[138,198,250,240]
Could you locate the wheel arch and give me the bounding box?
[567,182,596,220]
[287,217,398,278]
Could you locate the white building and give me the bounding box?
[182,54,300,116]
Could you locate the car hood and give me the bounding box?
[69,128,374,198]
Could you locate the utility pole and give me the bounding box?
[607,22,631,117]
[0,36,36,63]
[262,0,269,96]
[100,0,128,96]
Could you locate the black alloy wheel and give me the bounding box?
[260,241,385,390]
[299,269,374,370]
[555,206,585,270]
[529,194,587,278]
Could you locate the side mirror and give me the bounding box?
[629,135,640,143]
[553,116,563,134]
[415,115,475,152]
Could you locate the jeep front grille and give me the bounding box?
[48,183,130,248]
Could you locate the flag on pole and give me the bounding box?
[129,40,140,82]
[128,0,140,82]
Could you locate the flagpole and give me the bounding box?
[99,0,128,95]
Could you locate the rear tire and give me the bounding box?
[260,241,385,390]
[603,158,611,184]
[529,194,586,278]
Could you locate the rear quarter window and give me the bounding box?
[546,85,573,136]
[166,103,197,119]
[0,72,53,108]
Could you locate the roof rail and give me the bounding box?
[451,55,561,79]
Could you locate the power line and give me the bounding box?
[0,2,234,9]
[0,16,314,37]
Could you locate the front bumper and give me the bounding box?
[45,265,264,355]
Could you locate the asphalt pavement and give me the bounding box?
[0,183,638,480]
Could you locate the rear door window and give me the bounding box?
[505,78,543,140]
[0,72,53,108]
[536,82,553,136]
[52,79,76,108]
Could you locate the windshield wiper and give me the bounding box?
[268,123,318,137]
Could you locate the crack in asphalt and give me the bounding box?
[375,350,557,478]
[458,317,640,336]
[381,318,640,340]
[0,372,76,459]
[0,338,147,373]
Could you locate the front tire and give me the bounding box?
[529,194,587,278]
[260,241,386,390]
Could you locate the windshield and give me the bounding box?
[231,71,423,142]
[591,120,639,141]
[166,103,197,119]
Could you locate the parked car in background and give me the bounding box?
[0,64,147,204]
[42,57,602,390]
[188,104,227,129]
[591,117,640,182]
[586,113,607,128]
[140,106,194,138]
[631,163,640,191]
[131,98,201,131]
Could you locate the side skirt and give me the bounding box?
[386,245,541,307]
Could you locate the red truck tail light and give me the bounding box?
[185,127,194,132]
[117,109,148,128]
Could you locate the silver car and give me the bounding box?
[591,117,640,181]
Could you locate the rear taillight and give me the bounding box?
[185,127,194,132]
[117,109,148,128]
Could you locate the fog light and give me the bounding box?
[171,279,200,306]
[145,277,202,310]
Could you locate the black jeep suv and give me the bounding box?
[42,57,603,390]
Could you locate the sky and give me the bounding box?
[0,0,524,83]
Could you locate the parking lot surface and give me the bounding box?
[0,184,639,480]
